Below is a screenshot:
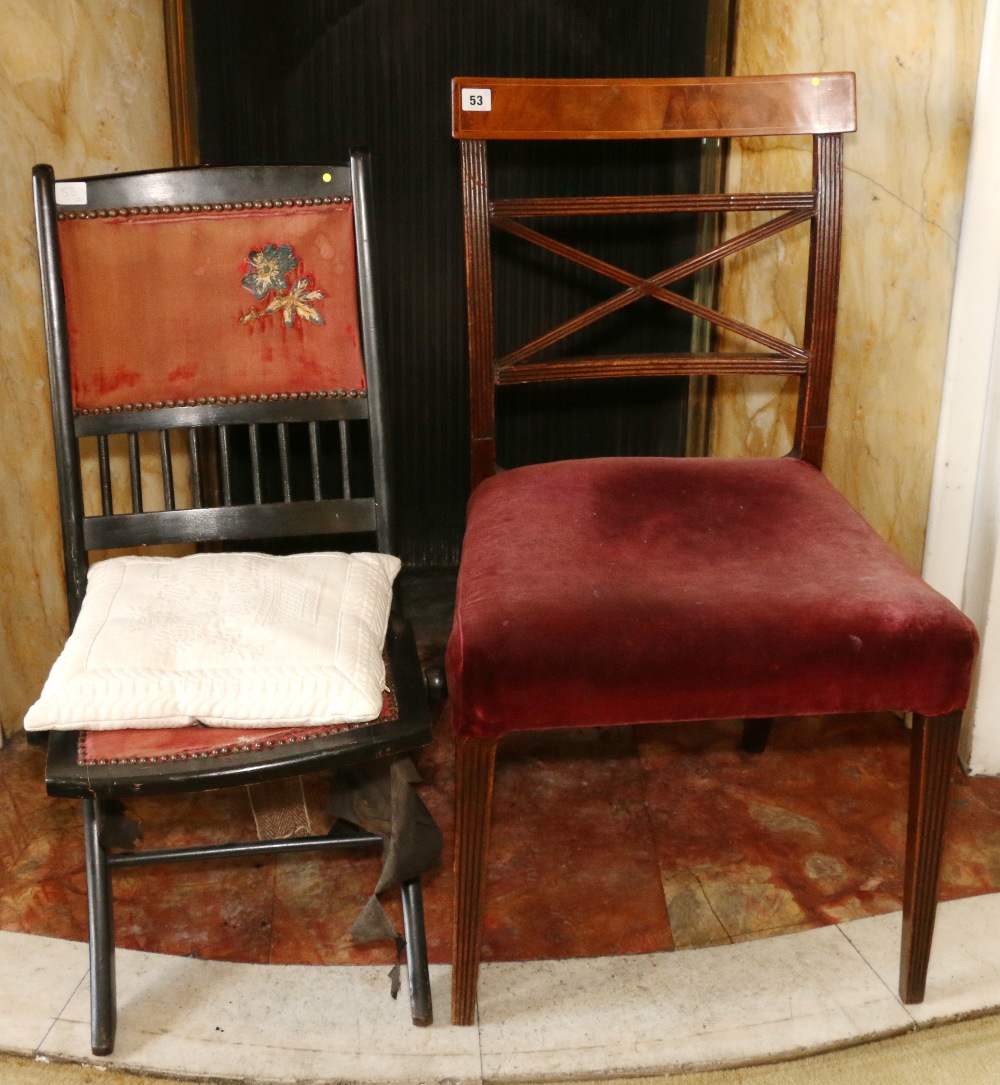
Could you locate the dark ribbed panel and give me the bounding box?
[192,1,710,565]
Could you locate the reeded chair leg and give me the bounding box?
[451,736,497,1026]
[82,798,117,1056]
[400,877,433,1026]
[741,718,774,754]
[900,710,962,1004]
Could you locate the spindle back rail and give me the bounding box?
[76,398,378,552]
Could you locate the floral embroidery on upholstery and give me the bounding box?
[241,244,297,299]
[240,244,325,328]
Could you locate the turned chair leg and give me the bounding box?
[900,710,962,1003]
[451,736,497,1026]
[82,798,117,1056]
[400,877,433,1026]
[741,717,774,754]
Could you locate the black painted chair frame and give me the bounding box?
[32,155,433,1054]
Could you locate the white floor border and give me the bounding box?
[4,893,1000,1084]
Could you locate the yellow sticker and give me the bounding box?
[322,172,332,183]
[812,77,821,86]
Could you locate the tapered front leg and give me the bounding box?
[451,736,497,1026]
[900,711,962,1003]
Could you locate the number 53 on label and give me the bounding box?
[461,88,492,112]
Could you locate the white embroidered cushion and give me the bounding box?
[24,551,400,731]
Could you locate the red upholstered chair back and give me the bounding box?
[451,74,857,486]
[34,158,393,626]
[57,198,366,411]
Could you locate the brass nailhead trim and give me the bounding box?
[58,195,350,221]
[74,388,366,417]
[78,692,397,765]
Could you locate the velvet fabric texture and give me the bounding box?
[446,457,978,740]
[57,203,365,410]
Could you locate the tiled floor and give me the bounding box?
[4,568,1000,1081]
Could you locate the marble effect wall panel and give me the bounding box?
[0,1,172,736]
[711,0,986,568]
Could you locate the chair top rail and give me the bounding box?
[51,163,354,212]
[452,73,857,140]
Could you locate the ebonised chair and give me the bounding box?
[446,75,979,1024]
[31,154,437,1054]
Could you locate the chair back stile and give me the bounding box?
[451,74,856,486]
[799,131,845,466]
[351,152,395,556]
[33,167,88,625]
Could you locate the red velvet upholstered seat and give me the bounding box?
[448,456,977,739]
[446,74,979,1028]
